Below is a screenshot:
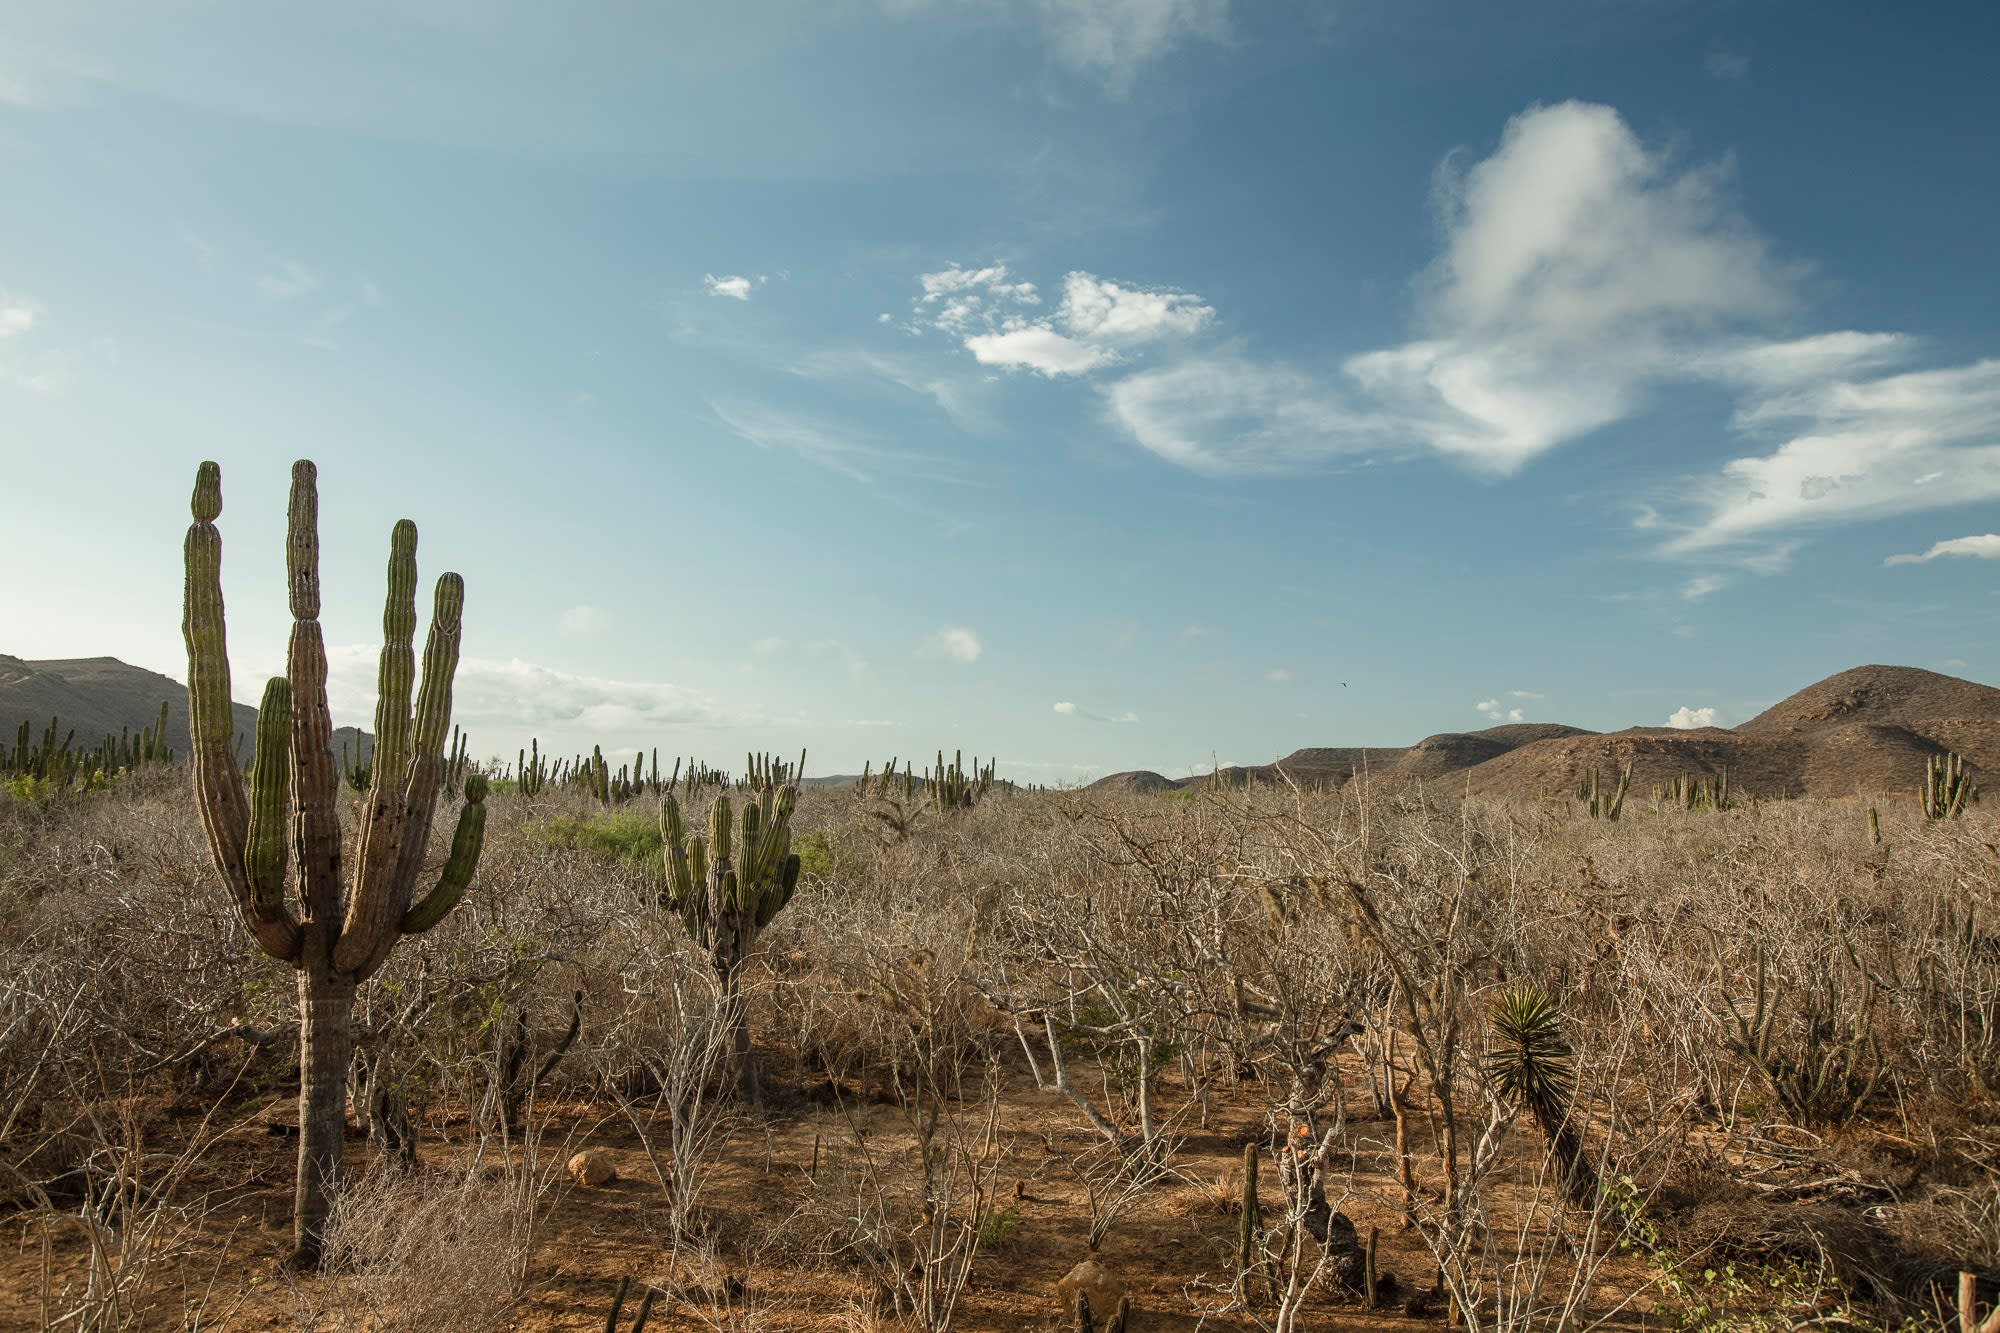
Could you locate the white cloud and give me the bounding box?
[318,646,734,738]
[1681,574,1728,601]
[1053,700,1138,723]
[1103,353,1388,474]
[558,604,611,635]
[1663,358,2000,554]
[711,399,882,483]
[1098,101,1794,476]
[0,296,37,339]
[1476,698,1525,723]
[1885,533,2000,566]
[1059,271,1214,342]
[1508,689,1544,700]
[1179,622,1214,639]
[1264,668,1295,683]
[705,273,755,300]
[1667,705,1719,729]
[916,626,983,663]
[1036,0,1232,91]
[911,263,1210,380]
[256,261,321,300]
[965,325,1120,376]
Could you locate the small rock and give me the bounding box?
[566,1149,617,1187]
[1055,1258,1125,1325]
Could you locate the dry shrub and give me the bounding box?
[299,1161,538,1333]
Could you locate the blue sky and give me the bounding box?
[2,1,1995,783]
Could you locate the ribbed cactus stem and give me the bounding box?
[245,677,293,913]
[401,774,489,934]
[371,519,420,784]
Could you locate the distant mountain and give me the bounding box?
[0,655,372,763]
[1087,666,1998,802]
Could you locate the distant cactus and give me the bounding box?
[182,459,486,1267]
[1577,763,1630,821]
[1921,751,1977,821]
[659,777,805,1100]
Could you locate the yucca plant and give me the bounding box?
[1487,983,1595,1202]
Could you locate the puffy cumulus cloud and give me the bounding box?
[916,626,983,663]
[1036,0,1232,92]
[705,273,755,300]
[1053,700,1138,723]
[1667,705,1720,729]
[1476,698,1525,723]
[909,263,1211,379]
[1097,101,1797,477]
[965,326,1119,376]
[1059,271,1214,342]
[1885,533,2000,566]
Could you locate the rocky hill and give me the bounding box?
[1,655,371,763]
[1088,666,1997,802]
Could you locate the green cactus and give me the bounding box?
[1921,751,1978,821]
[1577,763,1630,821]
[659,778,805,1100]
[181,459,486,1268]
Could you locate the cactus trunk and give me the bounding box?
[293,968,357,1268]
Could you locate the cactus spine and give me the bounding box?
[659,778,805,1100]
[182,459,486,1267]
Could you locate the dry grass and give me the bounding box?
[2,770,1997,1331]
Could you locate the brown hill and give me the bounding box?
[1088,667,1995,802]
[0,655,372,763]
[1457,666,1997,801]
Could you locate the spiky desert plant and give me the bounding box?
[658,782,804,1100]
[183,459,487,1267]
[1487,983,1595,1202]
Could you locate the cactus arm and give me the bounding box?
[339,570,464,978]
[183,462,301,962]
[400,774,488,934]
[283,462,346,938]
[245,677,294,914]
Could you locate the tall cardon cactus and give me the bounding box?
[659,781,803,1100]
[183,459,487,1267]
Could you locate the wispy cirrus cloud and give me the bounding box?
[1885,533,2000,566]
[255,261,321,300]
[316,647,741,739]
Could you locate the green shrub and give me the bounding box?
[526,811,662,868]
